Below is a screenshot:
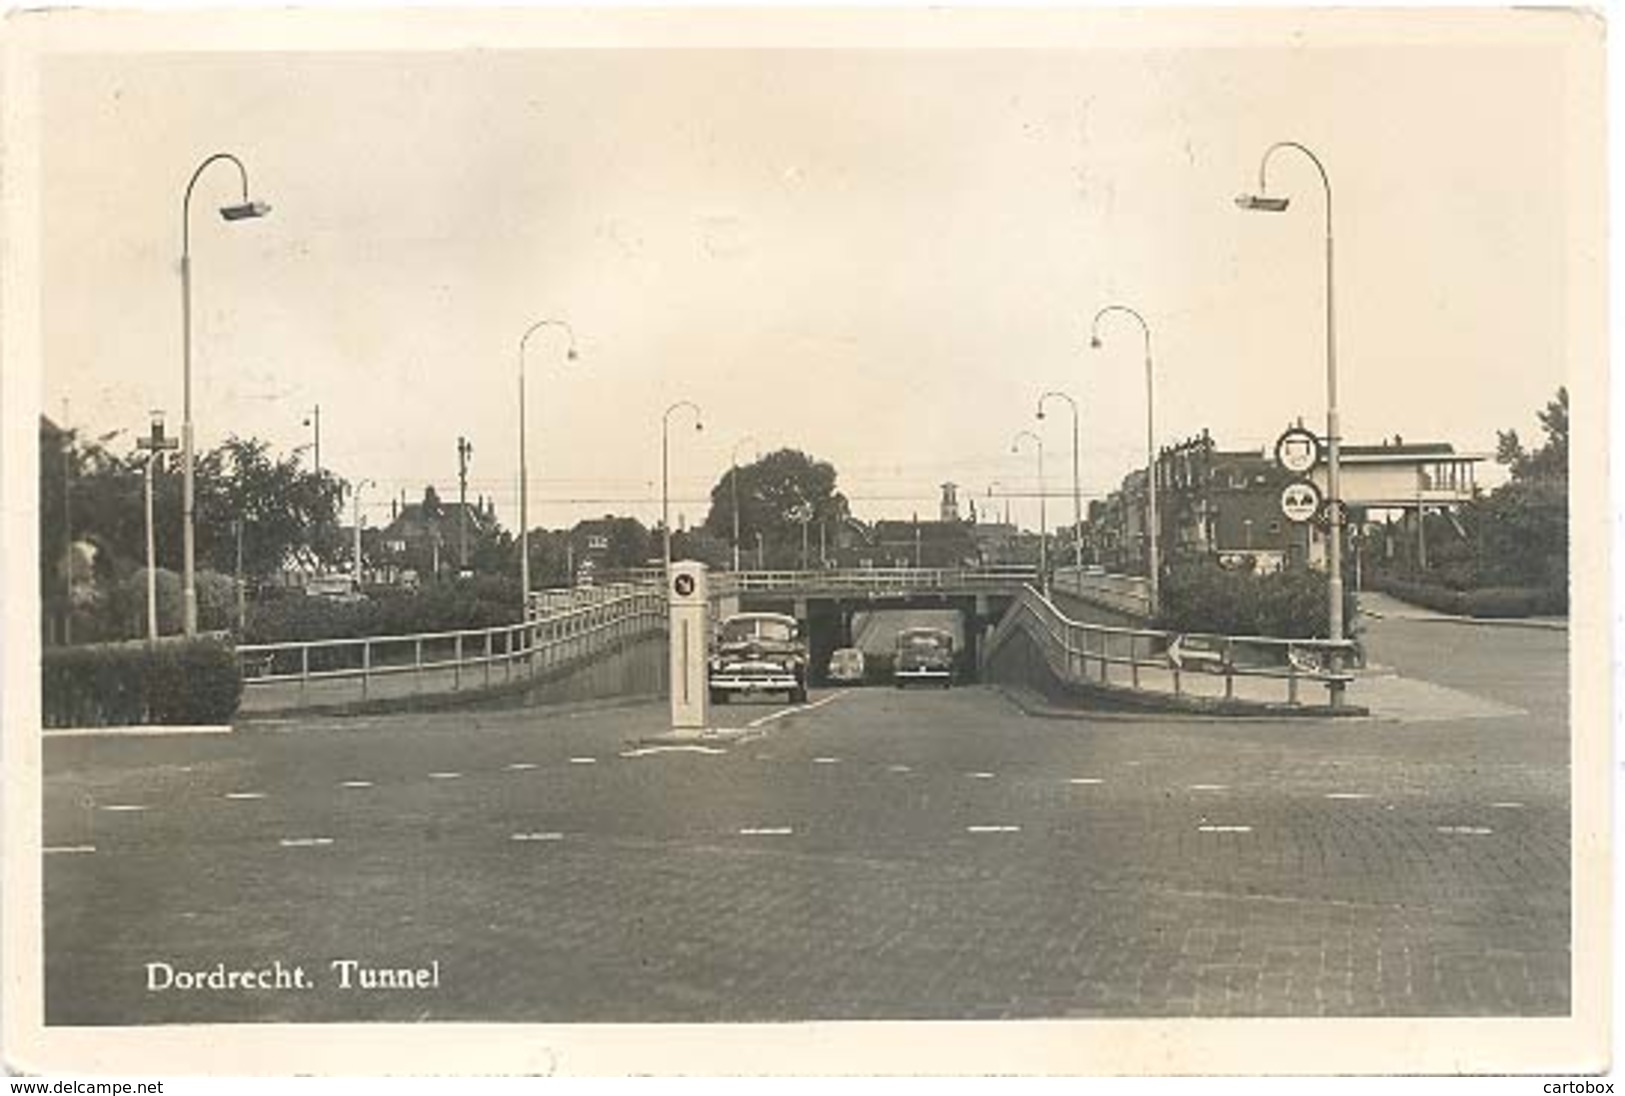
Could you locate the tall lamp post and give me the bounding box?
[1036,390,1083,571]
[181,153,271,635]
[730,435,759,571]
[517,318,578,616]
[661,401,704,571]
[352,478,375,590]
[1236,141,1345,669]
[1089,304,1158,616]
[137,411,179,643]
[1011,430,1048,597]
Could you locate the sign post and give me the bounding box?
[668,560,710,733]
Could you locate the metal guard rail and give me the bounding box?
[988,584,1357,707]
[239,587,666,701]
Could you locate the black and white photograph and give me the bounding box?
[1,6,1609,1078]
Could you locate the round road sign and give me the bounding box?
[1280,480,1323,524]
[1274,426,1322,475]
[672,573,696,597]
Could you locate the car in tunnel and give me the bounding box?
[827,647,867,685]
[709,612,809,704]
[893,626,956,687]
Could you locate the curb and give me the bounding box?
[43,724,234,738]
[1365,609,1567,632]
[993,684,1369,725]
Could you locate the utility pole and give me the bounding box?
[61,399,72,645]
[136,412,180,643]
[457,436,473,573]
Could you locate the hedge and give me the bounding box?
[42,635,243,728]
[1155,560,1358,640]
[1366,573,1566,618]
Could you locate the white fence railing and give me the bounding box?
[239,586,666,707]
[987,584,1357,708]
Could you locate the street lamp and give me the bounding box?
[1036,390,1083,571]
[661,400,704,571]
[302,404,321,476]
[181,153,270,635]
[1236,140,1346,670]
[517,318,578,616]
[136,411,179,643]
[1011,429,1048,597]
[353,478,375,590]
[730,435,760,571]
[1089,304,1158,615]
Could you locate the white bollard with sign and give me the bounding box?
[667,561,710,732]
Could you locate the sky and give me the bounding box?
[36,13,1588,535]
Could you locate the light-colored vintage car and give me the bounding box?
[708,612,809,704]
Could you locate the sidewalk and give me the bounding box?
[1357,591,1567,632]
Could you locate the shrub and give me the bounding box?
[1156,560,1357,639]
[41,635,242,728]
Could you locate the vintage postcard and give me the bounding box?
[1,6,1609,1078]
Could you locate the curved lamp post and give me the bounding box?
[181,153,270,635]
[517,318,578,615]
[352,477,376,589]
[661,400,704,572]
[1236,141,1345,669]
[1011,429,1048,597]
[1036,390,1083,571]
[1089,304,1158,615]
[730,435,759,572]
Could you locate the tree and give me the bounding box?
[194,436,348,582]
[701,449,850,568]
[1477,387,1568,593]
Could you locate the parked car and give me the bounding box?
[304,574,367,604]
[893,626,955,687]
[827,647,866,684]
[709,612,809,704]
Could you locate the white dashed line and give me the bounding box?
[886,765,913,774]
[619,745,727,758]
[1325,793,1373,800]
[812,757,840,765]
[1068,778,1103,785]
[1490,802,1525,810]
[1187,784,1229,792]
[44,845,96,855]
[1437,825,1494,836]
[428,772,462,780]
[965,825,1021,834]
[1197,825,1253,834]
[568,757,598,765]
[738,827,794,836]
[278,837,335,848]
[510,832,564,842]
[100,805,146,813]
[340,780,373,789]
[224,792,266,801]
[744,689,851,728]
[968,772,996,780]
[505,763,538,771]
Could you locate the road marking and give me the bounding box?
[510,832,564,842]
[738,827,794,836]
[1187,784,1229,792]
[746,689,851,729]
[812,757,840,765]
[1325,793,1373,800]
[887,764,913,774]
[965,825,1021,834]
[100,804,146,813]
[619,744,728,758]
[278,837,334,848]
[428,771,462,780]
[340,780,373,789]
[1490,802,1525,809]
[1437,825,1494,836]
[968,772,996,780]
[505,763,538,771]
[1197,825,1253,833]
[44,845,96,855]
[568,757,598,765]
[224,792,266,801]
[1068,778,1104,785]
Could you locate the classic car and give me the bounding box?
[708,612,809,704]
[893,626,955,687]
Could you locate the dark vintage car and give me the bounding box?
[708,612,809,704]
[893,626,955,687]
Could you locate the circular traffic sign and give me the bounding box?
[1274,426,1322,475]
[1280,479,1323,524]
[672,573,695,597]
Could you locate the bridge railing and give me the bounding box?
[1050,566,1154,617]
[716,566,1037,595]
[238,586,666,709]
[987,584,1357,708]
